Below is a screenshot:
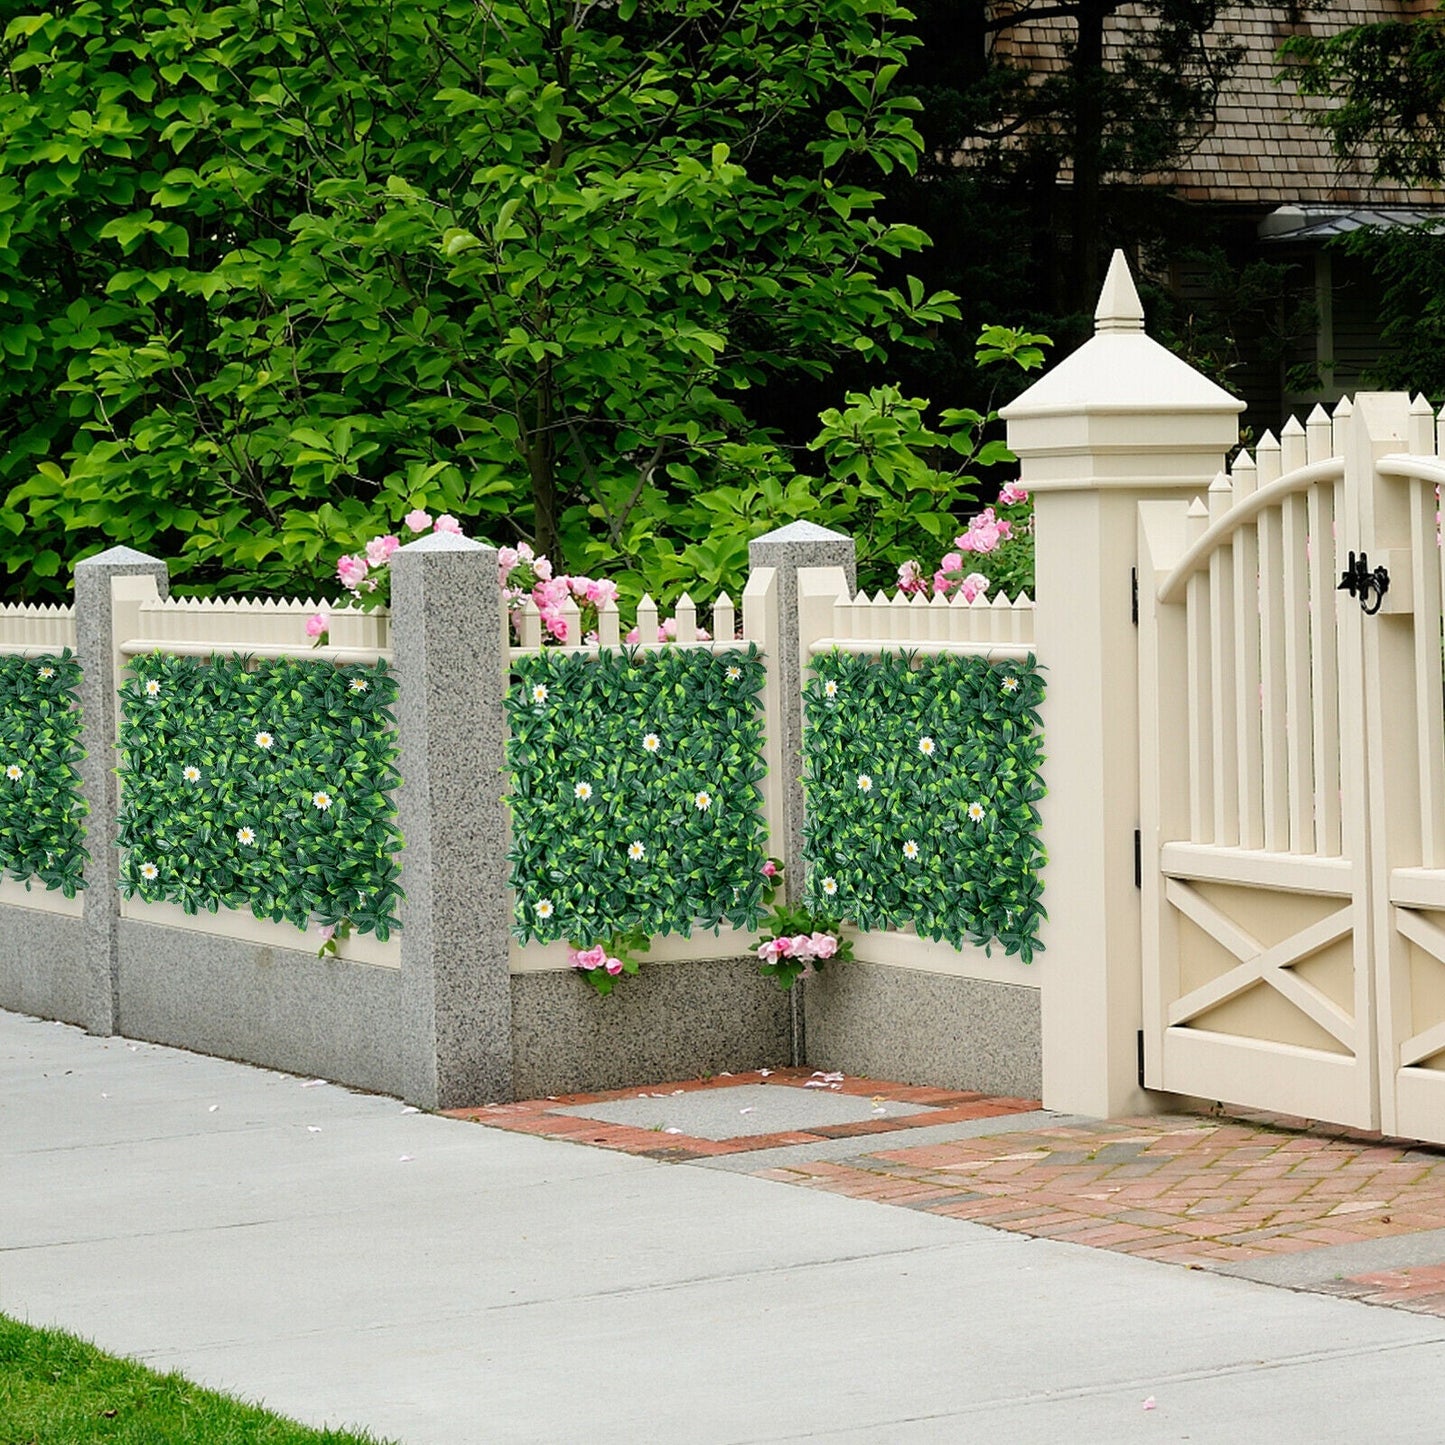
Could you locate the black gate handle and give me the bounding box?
[1338,551,1390,616]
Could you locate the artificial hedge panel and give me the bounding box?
[0,651,87,896]
[507,646,769,944]
[802,650,1046,960]
[116,653,403,937]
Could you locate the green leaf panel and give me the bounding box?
[801,651,1046,962]
[507,646,769,944]
[115,654,403,937]
[0,650,87,896]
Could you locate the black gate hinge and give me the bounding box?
[1134,828,1142,889]
[1131,566,1138,626]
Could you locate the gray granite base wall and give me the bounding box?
[0,906,88,1027]
[511,958,792,1098]
[116,921,403,1096]
[804,962,1041,1098]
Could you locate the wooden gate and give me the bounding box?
[1140,392,1445,1142]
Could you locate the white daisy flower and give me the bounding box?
[627,840,645,860]
[823,679,839,698]
[349,677,369,694]
[642,732,661,753]
[1002,676,1020,694]
[139,861,159,881]
[37,665,55,680]
[821,876,838,897]
[144,679,161,697]
[725,665,742,682]
[255,731,274,749]
[182,765,201,783]
[312,791,333,811]
[902,839,920,860]
[967,801,986,822]
[918,737,936,757]
[694,790,712,811]
[236,827,256,846]
[574,781,593,801]
[857,774,873,793]
[536,898,555,920]
[4,764,21,781]
[531,683,549,705]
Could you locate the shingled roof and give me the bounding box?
[988,1,1445,209]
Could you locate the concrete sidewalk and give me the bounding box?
[6,1009,1445,1444]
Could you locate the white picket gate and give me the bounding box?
[1139,392,1445,1142]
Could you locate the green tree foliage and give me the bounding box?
[0,0,956,602]
[865,0,1246,398]
[1281,7,1445,397]
[1284,6,1445,187]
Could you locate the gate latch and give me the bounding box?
[1338,552,1390,616]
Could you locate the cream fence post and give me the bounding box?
[72,546,171,1036]
[1000,252,1245,1118]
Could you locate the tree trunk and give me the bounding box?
[1069,0,1110,312]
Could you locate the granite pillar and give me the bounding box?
[391,533,512,1107]
[72,546,170,1036]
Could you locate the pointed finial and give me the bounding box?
[1094,250,1146,334]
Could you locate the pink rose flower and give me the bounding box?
[364,534,400,567]
[788,933,814,958]
[534,557,553,581]
[336,554,369,589]
[569,944,607,970]
[761,860,778,879]
[999,483,1028,505]
[304,611,330,639]
[316,924,336,942]
[810,932,839,959]
[959,572,990,603]
[587,578,620,608]
[605,955,624,976]
[897,559,925,594]
[498,546,519,575]
[434,514,462,535]
[403,509,431,533]
[624,627,640,644]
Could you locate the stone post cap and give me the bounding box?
[394,532,492,555]
[749,520,851,548]
[74,545,167,571]
[1000,251,1244,490]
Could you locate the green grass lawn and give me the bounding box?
[0,1313,395,1444]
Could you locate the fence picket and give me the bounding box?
[1186,497,1214,842]
[675,592,697,645]
[1257,466,1290,851]
[1208,473,1239,845]
[712,592,735,644]
[1307,478,1343,856]
[1282,490,1316,853]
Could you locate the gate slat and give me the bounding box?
[1307,479,1343,857]
[1282,492,1316,853]
[1413,476,1445,868]
[1186,499,1214,842]
[1209,474,1239,845]
[1258,484,1290,850]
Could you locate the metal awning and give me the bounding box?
[1259,205,1445,242]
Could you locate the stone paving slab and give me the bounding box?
[550,1081,935,1138]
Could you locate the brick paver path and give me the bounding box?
[452,1073,1445,1317]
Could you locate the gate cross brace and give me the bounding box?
[1164,877,1357,1051]
[1394,907,1445,1068]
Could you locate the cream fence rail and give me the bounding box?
[0,602,76,656]
[804,583,1035,659]
[118,592,390,664]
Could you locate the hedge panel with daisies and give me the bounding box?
[0,652,87,895]
[116,654,403,937]
[508,646,769,944]
[802,652,1046,961]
